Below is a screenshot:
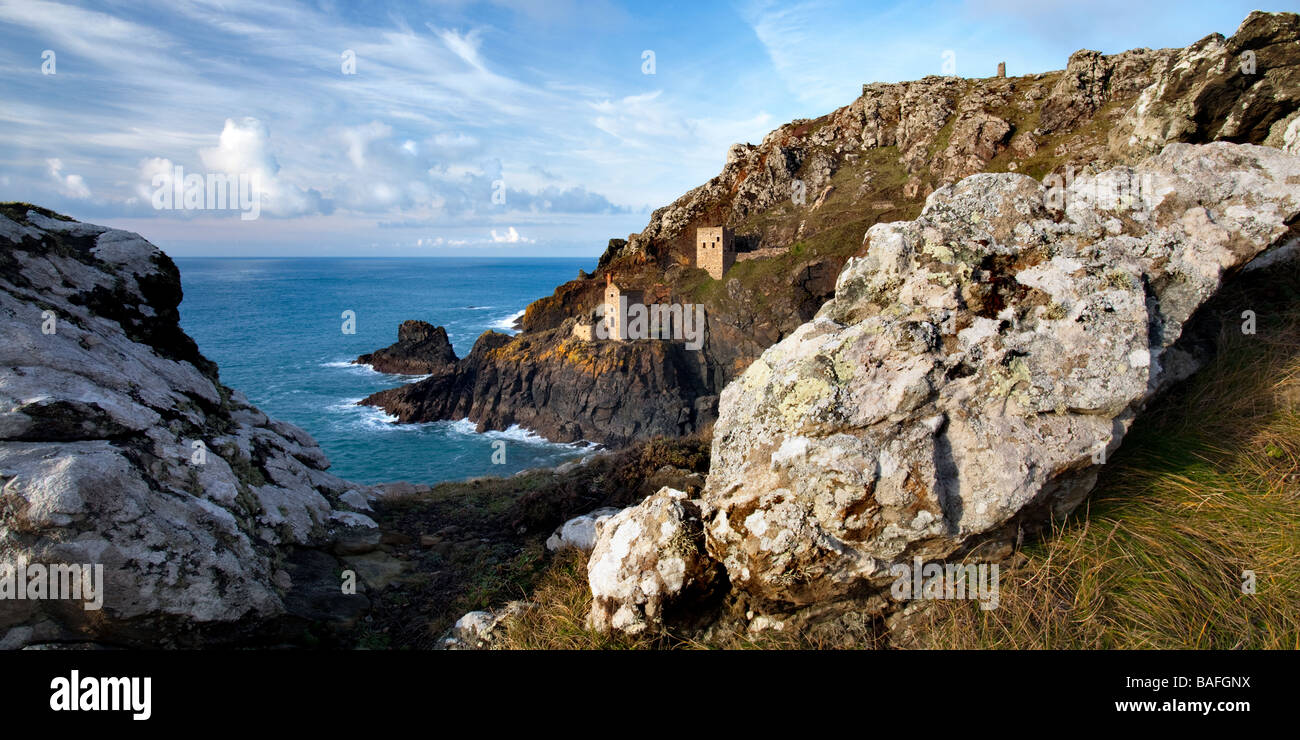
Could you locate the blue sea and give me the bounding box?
[175,258,594,484]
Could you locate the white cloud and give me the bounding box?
[341,122,395,169]
[433,27,488,72]
[46,158,91,199]
[490,226,533,243]
[197,118,330,217]
[133,119,330,218]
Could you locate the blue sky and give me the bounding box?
[0,0,1288,257]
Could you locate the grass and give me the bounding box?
[499,548,652,650]
[910,264,1300,649]
[0,201,74,222]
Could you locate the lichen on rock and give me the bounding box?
[700,142,1300,611]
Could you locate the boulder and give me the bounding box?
[545,507,621,552]
[587,487,719,634]
[441,601,533,649]
[702,142,1300,608]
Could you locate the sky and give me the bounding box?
[0,0,1290,257]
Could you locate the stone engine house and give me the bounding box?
[602,274,643,342]
[696,226,735,280]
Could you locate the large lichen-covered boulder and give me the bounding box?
[702,142,1300,608]
[0,207,375,647]
[587,487,718,634]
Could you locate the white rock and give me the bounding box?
[704,143,1300,608]
[545,507,621,551]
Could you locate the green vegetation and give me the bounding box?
[0,201,74,222]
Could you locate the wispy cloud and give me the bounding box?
[0,0,1283,255]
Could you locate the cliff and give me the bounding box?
[363,327,716,446]
[363,11,1300,448]
[0,205,378,647]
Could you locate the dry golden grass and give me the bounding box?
[498,548,651,650]
[913,268,1300,649]
[497,548,883,649]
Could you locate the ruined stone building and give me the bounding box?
[571,319,594,341]
[603,274,643,341]
[696,226,735,280]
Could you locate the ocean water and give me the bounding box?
[174,257,594,484]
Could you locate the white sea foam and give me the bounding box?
[446,417,592,449]
[490,309,525,334]
[327,397,366,413]
[321,359,430,381]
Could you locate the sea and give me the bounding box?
[174,257,594,484]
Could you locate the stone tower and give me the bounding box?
[997,61,1006,78]
[603,273,643,341]
[696,226,735,280]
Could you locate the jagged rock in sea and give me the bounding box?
[363,12,1300,450]
[354,320,458,375]
[0,206,376,648]
[588,142,1300,631]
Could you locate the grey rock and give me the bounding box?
[0,208,372,647]
[701,142,1300,609]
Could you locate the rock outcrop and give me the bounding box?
[1110,11,1300,164]
[585,142,1300,631]
[354,320,457,375]
[699,142,1299,614]
[361,327,716,447]
[0,206,376,648]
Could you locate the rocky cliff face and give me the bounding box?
[0,206,377,648]
[608,12,1298,272]
[364,11,1300,449]
[586,142,1300,632]
[362,326,716,446]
